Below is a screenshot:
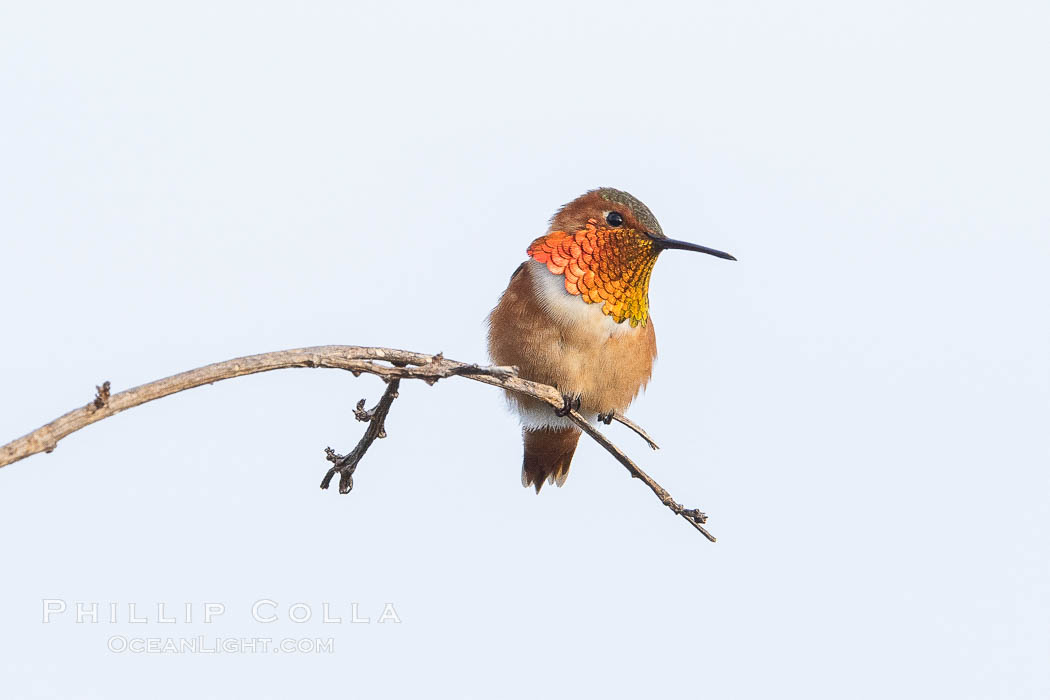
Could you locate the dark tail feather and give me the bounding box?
[522,427,582,493]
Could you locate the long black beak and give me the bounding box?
[653,236,737,261]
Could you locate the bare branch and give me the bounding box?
[610,411,660,450]
[321,378,401,494]
[565,412,714,542]
[0,345,716,540]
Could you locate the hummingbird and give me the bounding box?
[487,188,736,492]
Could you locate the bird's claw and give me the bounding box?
[597,412,615,425]
[555,394,581,417]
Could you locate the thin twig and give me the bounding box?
[611,411,659,450]
[0,345,716,540]
[565,412,714,542]
[321,378,401,494]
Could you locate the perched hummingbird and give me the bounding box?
[487,188,736,492]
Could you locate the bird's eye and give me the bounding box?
[605,211,624,227]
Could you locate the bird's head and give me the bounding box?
[527,188,735,327]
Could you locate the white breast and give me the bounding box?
[527,260,636,341]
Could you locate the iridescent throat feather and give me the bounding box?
[527,218,658,327]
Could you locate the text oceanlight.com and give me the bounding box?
[106,636,335,654]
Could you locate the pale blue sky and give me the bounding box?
[1,2,1048,698]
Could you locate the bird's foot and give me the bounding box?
[555,394,581,417]
[597,411,615,425]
